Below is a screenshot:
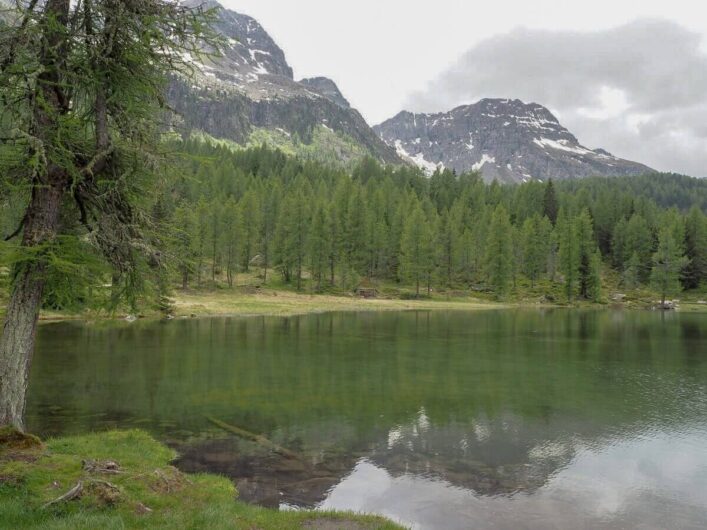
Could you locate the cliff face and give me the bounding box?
[170,1,400,164]
[375,99,654,182]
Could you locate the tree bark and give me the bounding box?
[0,0,69,430]
[0,183,63,430]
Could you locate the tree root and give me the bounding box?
[41,481,83,509]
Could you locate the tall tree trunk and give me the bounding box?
[0,183,63,430]
[0,0,69,430]
[262,240,268,283]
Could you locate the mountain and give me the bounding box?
[168,1,399,165]
[299,77,351,109]
[374,99,654,183]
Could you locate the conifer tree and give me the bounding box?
[622,252,641,289]
[259,184,280,284]
[239,190,261,272]
[208,199,223,282]
[194,199,210,286]
[308,203,331,292]
[576,209,600,300]
[651,226,689,306]
[274,190,309,290]
[437,211,456,288]
[543,179,559,225]
[400,204,433,296]
[684,207,707,289]
[221,198,242,288]
[557,209,579,302]
[173,205,197,290]
[522,214,547,287]
[0,0,216,429]
[484,205,513,297]
[623,214,654,283]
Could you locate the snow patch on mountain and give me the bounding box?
[375,99,653,183]
[472,154,496,171]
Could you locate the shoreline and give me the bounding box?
[26,287,707,324]
[0,428,403,530]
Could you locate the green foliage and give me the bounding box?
[308,202,331,292]
[557,209,579,302]
[0,0,219,313]
[109,140,707,305]
[651,225,689,304]
[684,206,707,289]
[485,205,513,297]
[4,130,707,309]
[543,179,559,225]
[400,203,434,296]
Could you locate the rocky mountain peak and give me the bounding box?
[299,77,351,109]
[169,1,400,164]
[375,98,653,182]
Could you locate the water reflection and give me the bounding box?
[26,309,707,529]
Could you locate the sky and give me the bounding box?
[220,0,707,177]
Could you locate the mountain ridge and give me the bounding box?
[374,98,654,183]
[169,0,401,165]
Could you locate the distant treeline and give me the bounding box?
[158,142,706,300]
[2,141,705,310]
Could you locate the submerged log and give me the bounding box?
[206,417,300,460]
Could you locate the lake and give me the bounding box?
[27,309,707,529]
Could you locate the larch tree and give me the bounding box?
[308,202,331,292]
[576,209,601,300]
[0,0,216,429]
[484,205,513,297]
[437,210,457,288]
[522,214,546,288]
[400,204,433,297]
[543,179,559,226]
[172,204,197,290]
[557,209,579,302]
[208,198,223,282]
[239,190,260,272]
[623,214,654,283]
[221,197,242,288]
[258,182,280,283]
[651,226,689,306]
[684,207,707,290]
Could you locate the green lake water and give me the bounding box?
[27,309,707,529]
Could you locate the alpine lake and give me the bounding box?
[26,309,707,529]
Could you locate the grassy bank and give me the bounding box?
[0,428,402,530]
[170,288,513,319]
[2,268,706,323]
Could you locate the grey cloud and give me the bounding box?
[406,20,707,177]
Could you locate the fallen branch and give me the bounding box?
[41,481,83,509]
[206,416,300,460]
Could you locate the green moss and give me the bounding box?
[0,430,403,530]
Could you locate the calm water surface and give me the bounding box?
[27,310,707,529]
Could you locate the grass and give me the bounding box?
[0,428,403,530]
[1,266,705,323]
[170,287,512,319]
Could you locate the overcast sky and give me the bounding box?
[221,0,707,176]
